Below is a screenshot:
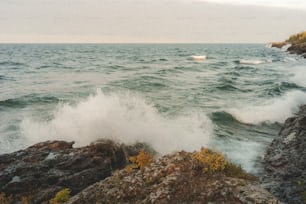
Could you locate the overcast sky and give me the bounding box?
[0,0,305,43]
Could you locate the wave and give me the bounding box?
[216,84,247,92]
[234,65,257,72]
[190,55,206,61]
[265,43,272,48]
[0,61,25,67]
[227,90,306,124]
[281,44,291,51]
[289,66,306,88]
[214,138,262,173]
[263,82,301,97]
[0,95,60,108]
[210,111,239,124]
[238,59,264,65]
[111,75,170,92]
[21,91,212,154]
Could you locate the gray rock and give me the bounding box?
[68,151,279,204]
[287,43,306,57]
[262,105,306,204]
[0,139,149,203]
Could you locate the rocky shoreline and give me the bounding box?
[271,31,306,58]
[271,42,306,58]
[0,142,278,203]
[1,106,306,203]
[67,150,276,204]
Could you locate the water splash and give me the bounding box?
[21,91,212,154]
[227,90,306,124]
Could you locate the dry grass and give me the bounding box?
[192,147,227,174]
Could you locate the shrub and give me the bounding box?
[129,149,153,170]
[49,188,71,204]
[286,31,306,44]
[192,147,227,173]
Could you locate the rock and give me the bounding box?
[68,151,279,204]
[0,139,150,204]
[271,41,306,58]
[262,105,306,204]
[271,42,287,49]
[270,31,306,58]
[287,43,306,58]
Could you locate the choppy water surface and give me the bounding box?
[1,44,305,173]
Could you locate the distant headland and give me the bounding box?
[271,31,306,58]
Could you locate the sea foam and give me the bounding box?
[191,55,206,61]
[21,90,212,154]
[239,59,264,65]
[227,90,306,124]
[289,66,306,87]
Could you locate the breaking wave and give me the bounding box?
[21,91,212,154]
[239,59,264,65]
[227,90,306,124]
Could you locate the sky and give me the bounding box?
[0,0,305,43]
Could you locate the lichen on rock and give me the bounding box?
[68,149,278,204]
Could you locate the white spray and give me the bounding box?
[227,90,306,124]
[21,91,212,154]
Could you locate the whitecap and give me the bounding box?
[239,59,264,65]
[281,44,291,51]
[227,90,306,124]
[265,43,272,48]
[191,55,206,61]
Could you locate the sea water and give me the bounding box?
[1,44,305,173]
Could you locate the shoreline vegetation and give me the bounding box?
[271,31,306,58]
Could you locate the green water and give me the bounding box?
[1,44,305,173]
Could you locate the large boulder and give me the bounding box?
[0,139,149,203]
[68,150,279,204]
[263,105,306,204]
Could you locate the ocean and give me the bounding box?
[0,43,305,174]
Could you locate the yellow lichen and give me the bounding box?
[49,188,71,204]
[0,192,13,204]
[124,164,138,172]
[129,149,153,170]
[192,147,227,174]
[21,195,33,204]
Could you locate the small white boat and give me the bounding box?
[191,55,206,61]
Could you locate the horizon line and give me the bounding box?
[0,42,268,45]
